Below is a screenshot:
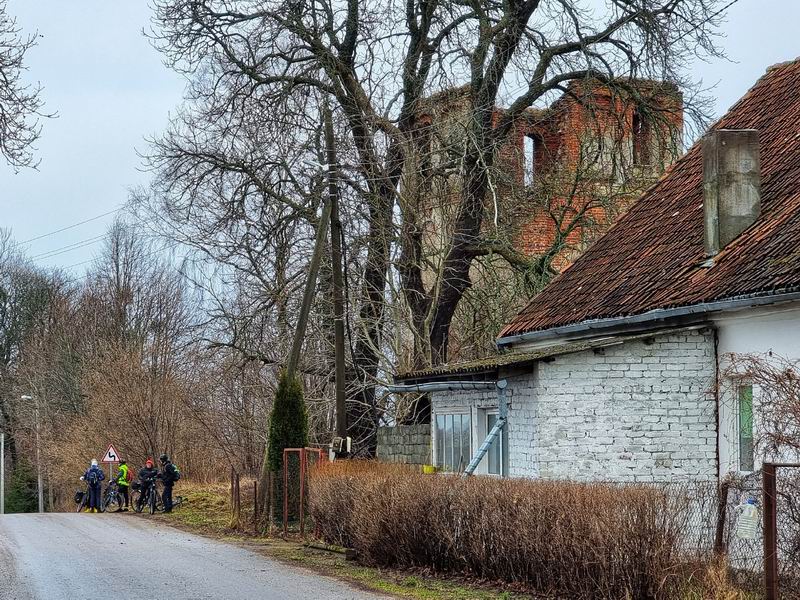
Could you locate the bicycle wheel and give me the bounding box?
[76,495,87,513]
[148,488,157,515]
[104,491,121,513]
[132,491,144,513]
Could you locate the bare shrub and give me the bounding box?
[309,462,704,599]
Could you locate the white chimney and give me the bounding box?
[702,129,761,256]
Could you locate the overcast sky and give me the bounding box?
[2,0,799,272]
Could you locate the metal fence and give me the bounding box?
[688,464,800,599]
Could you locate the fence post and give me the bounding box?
[283,449,289,536]
[714,479,730,556]
[299,449,306,537]
[235,473,241,522]
[230,467,235,520]
[763,462,778,600]
[253,480,259,527]
[267,471,274,536]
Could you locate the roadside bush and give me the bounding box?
[309,461,700,599]
[5,458,38,513]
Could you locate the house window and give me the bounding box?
[632,111,651,166]
[738,384,754,471]
[486,413,503,476]
[435,413,472,472]
[523,135,537,186]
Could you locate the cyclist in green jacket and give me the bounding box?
[115,459,131,511]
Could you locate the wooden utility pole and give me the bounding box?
[324,103,347,441]
[258,103,339,523]
[285,155,334,377]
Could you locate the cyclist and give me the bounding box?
[114,459,132,511]
[158,454,180,513]
[83,459,105,513]
[136,458,159,512]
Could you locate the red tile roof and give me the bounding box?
[499,60,800,341]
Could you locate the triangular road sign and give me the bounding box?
[102,444,120,463]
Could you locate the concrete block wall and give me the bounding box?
[430,328,718,483]
[376,424,431,465]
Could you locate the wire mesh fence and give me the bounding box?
[660,469,800,598]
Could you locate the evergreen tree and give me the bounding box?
[267,370,308,473]
[5,458,37,513]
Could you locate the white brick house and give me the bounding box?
[394,61,800,484]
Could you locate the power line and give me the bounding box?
[30,234,108,261]
[27,213,164,264]
[19,207,123,245]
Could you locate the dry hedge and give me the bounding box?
[309,461,704,599]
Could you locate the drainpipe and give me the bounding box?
[386,380,510,477]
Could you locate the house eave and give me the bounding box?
[497,290,800,350]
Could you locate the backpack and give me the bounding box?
[87,468,99,486]
[171,464,181,482]
[126,467,134,483]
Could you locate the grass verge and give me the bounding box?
[143,480,532,600]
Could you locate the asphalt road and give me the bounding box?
[0,513,389,600]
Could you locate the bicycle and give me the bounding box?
[101,480,123,513]
[132,477,162,514]
[130,476,184,514]
[74,479,89,513]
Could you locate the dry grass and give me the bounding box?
[309,461,720,600]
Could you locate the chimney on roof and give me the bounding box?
[703,129,761,256]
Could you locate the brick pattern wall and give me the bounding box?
[430,329,718,483]
[376,425,431,465]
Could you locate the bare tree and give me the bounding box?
[0,0,48,169]
[145,0,731,455]
[724,353,800,460]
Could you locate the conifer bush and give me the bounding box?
[266,370,309,474]
[5,458,38,513]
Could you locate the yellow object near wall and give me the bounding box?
[422,465,436,474]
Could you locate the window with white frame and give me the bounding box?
[486,412,503,476]
[738,384,755,471]
[435,413,472,472]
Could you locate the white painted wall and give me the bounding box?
[431,328,718,482]
[714,302,800,475]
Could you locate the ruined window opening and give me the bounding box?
[738,384,754,472]
[632,111,652,166]
[523,134,539,186]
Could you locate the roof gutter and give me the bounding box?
[497,290,800,349]
[385,381,499,394]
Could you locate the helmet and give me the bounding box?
[145,458,154,467]
[91,459,98,467]
[159,454,169,463]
